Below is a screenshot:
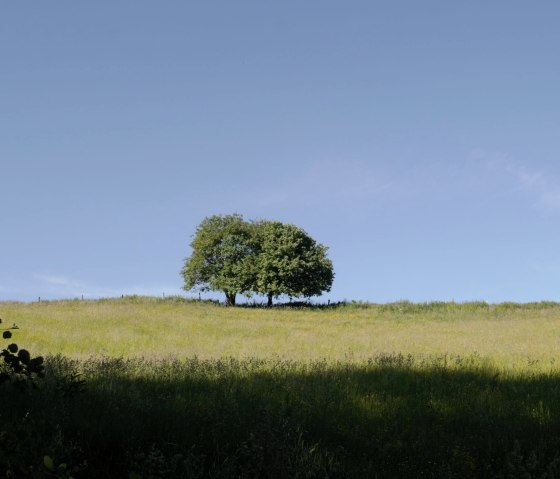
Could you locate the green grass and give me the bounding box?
[3,297,560,477]
[3,297,560,369]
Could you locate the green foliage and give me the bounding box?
[253,220,334,305]
[181,214,257,305]
[0,327,44,388]
[182,215,334,305]
[0,326,88,478]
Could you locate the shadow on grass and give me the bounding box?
[3,355,560,478]
[34,295,560,315]
[236,299,560,313]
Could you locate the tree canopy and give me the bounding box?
[181,215,334,305]
[181,214,256,306]
[253,221,334,306]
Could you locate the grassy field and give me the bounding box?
[3,297,560,478]
[3,296,560,368]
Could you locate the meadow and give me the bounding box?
[3,297,560,477]
[4,296,560,368]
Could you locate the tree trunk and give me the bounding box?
[267,292,273,307]
[225,292,236,306]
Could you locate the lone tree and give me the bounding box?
[182,215,334,306]
[181,214,256,306]
[253,221,334,306]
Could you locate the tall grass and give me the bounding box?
[3,297,560,368]
[3,298,560,477]
[3,354,560,477]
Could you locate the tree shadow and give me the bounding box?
[239,300,348,310]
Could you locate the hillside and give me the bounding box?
[2,297,560,369]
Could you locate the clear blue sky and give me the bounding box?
[2,2,560,303]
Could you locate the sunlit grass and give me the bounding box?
[2,297,560,370]
[4,297,560,477]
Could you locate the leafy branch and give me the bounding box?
[0,329,45,388]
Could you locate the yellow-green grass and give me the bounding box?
[2,297,560,370]
[4,297,560,477]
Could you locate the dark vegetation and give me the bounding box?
[20,293,560,314]
[72,294,560,313]
[3,318,560,478]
